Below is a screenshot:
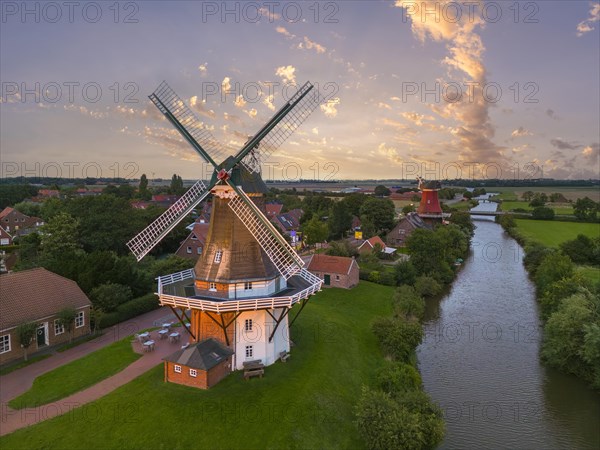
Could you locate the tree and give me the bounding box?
[402,204,415,215]
[374,185,391,197]
[393,285,425,320]
[40,212,81,259]
[329,201,352,239]
[57,307,77,343]
[394,260,417,286]
[549,193,567,203]
[376,361,422,395]
[139,173,148,192]
[463,191,473,200]
[360,197,395,232]
[581,323,600,389]
[414,275,442,298]
[560,234,598,265]
[169,174,185,195]
[326,240,358,258]
[341,193,368,217]
[371,317,424,362]
[531,206,555,220]
[449,210,474,235]
[523,243,551,276]
[302,216,329,246]
[13,201,42,218]
[16,322,37,361]
[521,191,535,201]
[539,275,585,320]
[535,252,574,295]
[89,283,133,313]
[406,228,455,284]
[529,194,546,208]
[574,197,598,221]
[498,214,516,231]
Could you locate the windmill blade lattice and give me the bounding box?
[241,82,325,173]
[127,180,210,261]
[150,81,232,166]
[227,184,304,279]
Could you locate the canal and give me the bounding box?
[416,199,600,449]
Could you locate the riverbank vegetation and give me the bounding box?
[500,217,600,389]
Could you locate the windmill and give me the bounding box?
[127,81,325,388]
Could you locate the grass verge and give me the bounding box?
[8,338,141,409]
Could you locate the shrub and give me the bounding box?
[372,317,424,362]
[394,260,417,286]
[560,235,600,265]
[376,361,422,395]
[98,293,159,329]
[393,285,425,321]
[414,275,442,298]
[89,283,133,313]
[535,252,574,295]
[531,206,555,220]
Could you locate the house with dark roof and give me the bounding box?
[270,208,303,246]
[0,207,44,237]
[386,212,431,247]
[0,268,92,365]
[175,222,210,260]
[163,338,234,389]
[307,254,359,289]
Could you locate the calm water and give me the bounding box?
[417,200,600,449]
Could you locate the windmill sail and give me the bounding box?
[150,81,232,166]
[240,82,325,172]
[227,184,304,279]
[127,180,210,261]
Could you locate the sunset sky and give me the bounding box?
[1,1,599,181]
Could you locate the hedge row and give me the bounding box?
[98,293,160,329]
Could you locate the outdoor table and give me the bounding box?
[162,323,172,329]
[143,340,155,352]
[169,332,180,343]
[138,332,150,342]
[158,329,169,339]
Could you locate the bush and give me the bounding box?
[560,235,600,265]
[393,286,425,321]
[523,243,550,276]
[376,361,422,395]
[98,293,159,328]
[535,252,574,295]
[394,260,417,286]
[90,283,133,313]
[414,276,442,298]
[355,387,444,450]
[531,206,555,220]
[371,317,423,362]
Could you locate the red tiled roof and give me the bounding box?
[266,203,283,216]
[359,235,386,251]
[0,207,14,220]
[0,268,91,330]
[307,254,357,275]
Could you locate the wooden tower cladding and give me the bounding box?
[417,178,443,215]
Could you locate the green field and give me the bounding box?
[491,186,600,202]
[9,338,141,409]
[0,282,394,449]
[501,201,574,215]
[514,219,600,247]
[577,266,600,285]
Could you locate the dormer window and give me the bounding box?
[209,282,217,291]
[214,250,222,263]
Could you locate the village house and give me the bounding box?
[306,254,360,289]
[386,212,430,247]
[357,235,396,256]
[0,207,44,237]
[0,226,13,246]
[163,338,234,389]
[175,222,210,259]
[270,208,303,246]
[265,202,283,218]
[0,268,92,365]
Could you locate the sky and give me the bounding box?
[1,1,599,182]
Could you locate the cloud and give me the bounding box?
[263,95,276,111]
[222,77,232,93]
[577,2,600,36]
[401,111,434,126]
[312,127,319,135]
[259,6,280,21]
[244,108,258,118]
[378,142,403,164]
[276,26,295,39]
[546,108,559,120]
[223,112,243,125]
[275,65,296,84]
[320,98,340,118]
[582,143,600,161]
[189,96,216,119]
[377,102,392,110]
[395,1,505,164]
[550,138,582,150]
[511,126,533,138]
[198,63,208,76]
[298,36,326,54]
[234,95,246,108]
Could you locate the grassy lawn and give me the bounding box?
[491,191,518,201]
[0,282,394,449]
[500,201,574,215]
[449,200,474,211]
[8,338,141,409]
[514,219,600,247]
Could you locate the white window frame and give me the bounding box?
[186,246,192,254]
[209,282,217,292]
[214,250,222,263]
[54,319,65,335]
[75,311,84,328]
[335,275,340,281]
[245,345,253,359]
[0,334,10,354]
[174,364,182,373]
[189,368,197,377]
[197,246,202,255]
[245,319,253,332]
[244,282,252,290]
